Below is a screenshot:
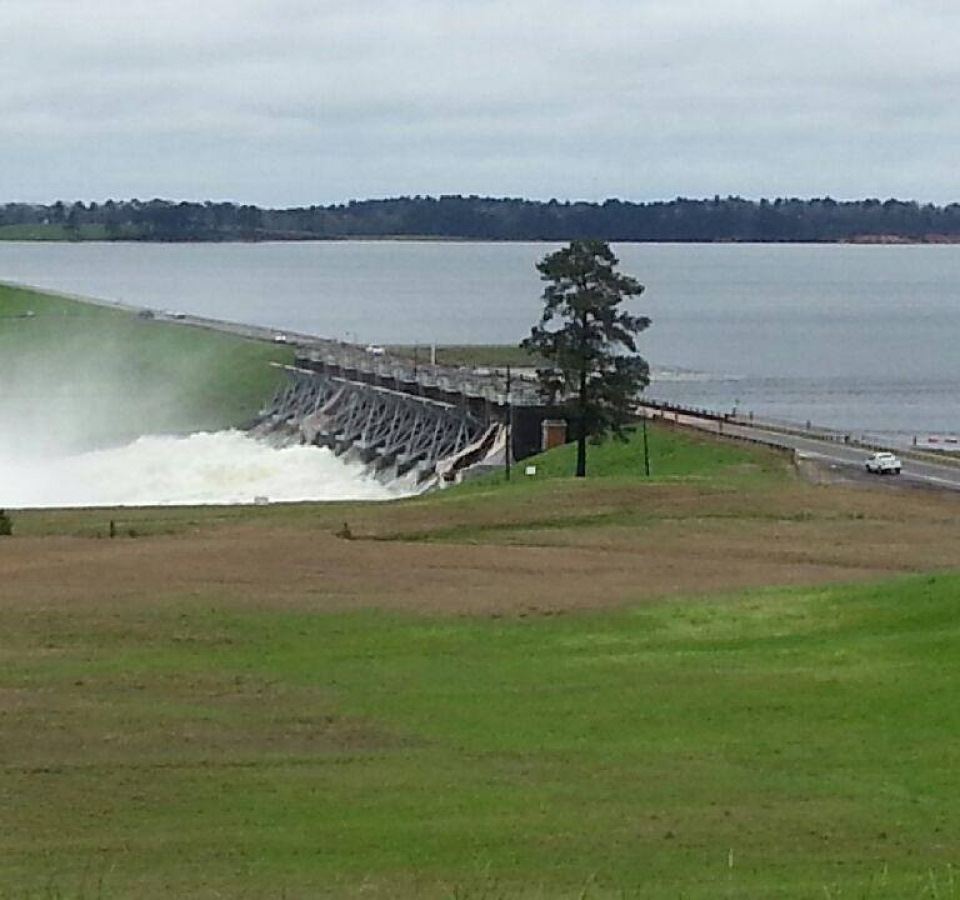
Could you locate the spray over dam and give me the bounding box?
[0,284,562,508]
[0,430,402,509]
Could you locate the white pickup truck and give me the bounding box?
[865,452,902,475]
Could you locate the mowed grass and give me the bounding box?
[3,435,960,898]
[500,422,781,482]
[0,283,292,442]
[2,572,960,898]
[4,285,960,897]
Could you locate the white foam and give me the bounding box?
[0,430,404,509]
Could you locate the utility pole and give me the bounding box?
[505,365,512,481]
[642,414,651,477]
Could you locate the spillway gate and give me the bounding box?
[254,343,553,486]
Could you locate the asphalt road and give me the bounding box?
[651,409,960,494]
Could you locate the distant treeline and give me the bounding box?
[4,195,960,243]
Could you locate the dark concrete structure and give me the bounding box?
[254,343,559,485]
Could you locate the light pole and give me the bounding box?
[505,365,512,482]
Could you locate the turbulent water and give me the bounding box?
[0,431,401,509]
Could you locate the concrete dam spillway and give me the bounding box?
[253,341,555,488]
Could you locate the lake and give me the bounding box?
[1,240,958,444]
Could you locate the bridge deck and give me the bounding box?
[293,341,544,407]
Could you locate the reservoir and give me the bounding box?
[1,240,958,444]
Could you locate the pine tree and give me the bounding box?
[521,240,651,477]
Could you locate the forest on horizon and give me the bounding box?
[3,195,960,243]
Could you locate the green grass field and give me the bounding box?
[3,572,960,898]
[496,423,784,482]
[4,425,960,898]
[3,285,960,898]
[0,282,292,444]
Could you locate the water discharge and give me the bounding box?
[0,430,404,509]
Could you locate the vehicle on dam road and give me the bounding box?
[865,452,902,475]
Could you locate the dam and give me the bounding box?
[253,340,559,486]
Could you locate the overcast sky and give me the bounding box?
[2,0,959,206]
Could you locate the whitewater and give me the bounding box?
[0,430,403,509]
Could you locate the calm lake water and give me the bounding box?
[1,240,958,443]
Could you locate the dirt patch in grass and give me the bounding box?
[3,481,958,616]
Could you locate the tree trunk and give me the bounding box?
[576,367,587,477]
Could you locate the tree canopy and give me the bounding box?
[3,195,960,242]
[521,240,650,477]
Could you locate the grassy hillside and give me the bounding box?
[0,282,292,447]
[496,421,786,482]
[3,283,960,897]
[3,429,960,896]
[2,562,960,898]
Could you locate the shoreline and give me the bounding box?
[4,234,960,245]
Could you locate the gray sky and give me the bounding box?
[3,0,959,206]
